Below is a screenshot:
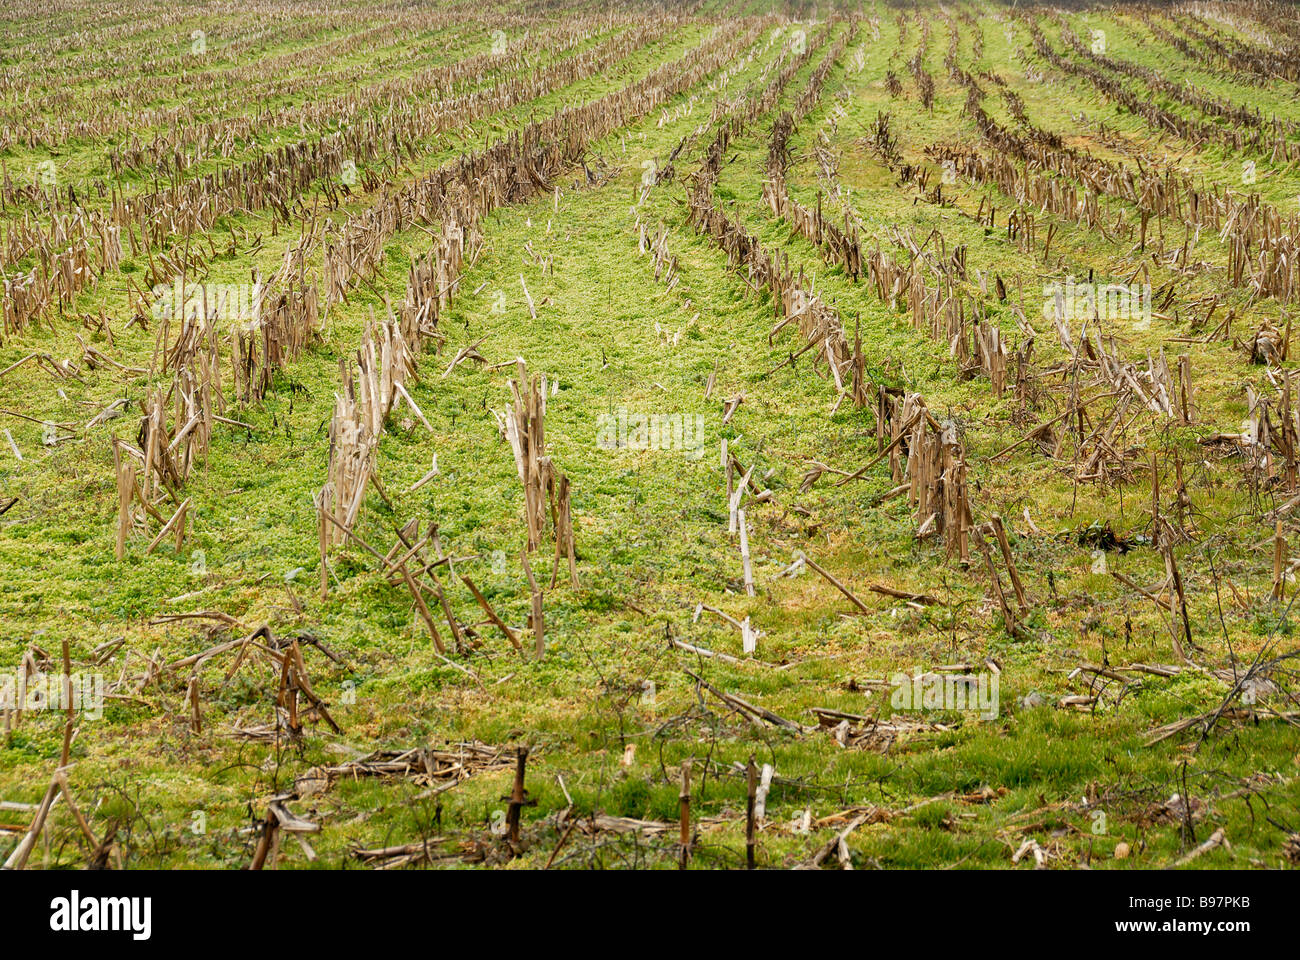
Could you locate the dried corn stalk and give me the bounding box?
[503,361,578,584]
[319,367,377,549]
[505,361,549,552]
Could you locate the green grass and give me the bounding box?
[1,1,1298,871]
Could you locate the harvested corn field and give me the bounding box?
[1,0,1299,894]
